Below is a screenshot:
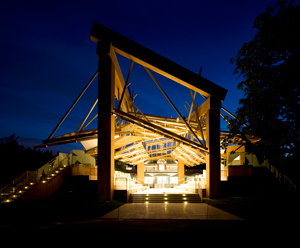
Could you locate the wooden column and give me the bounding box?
[178,160,185,186]
[137,161,144,185]
[205,96,221,198]
[97,41,115,200]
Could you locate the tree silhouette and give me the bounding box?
[0,134,55,186]
[223,0,300,181]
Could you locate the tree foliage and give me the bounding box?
[0,134,55,186]
[115,159,127,172]
[223,0,300,177]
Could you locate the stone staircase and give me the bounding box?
[129,193,202,203]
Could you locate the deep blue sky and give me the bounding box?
[0,0,292,153]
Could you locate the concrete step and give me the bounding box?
[129,193,202,203]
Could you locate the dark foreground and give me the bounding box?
[0,186,299,243]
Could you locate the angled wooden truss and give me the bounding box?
[35,22,253,168]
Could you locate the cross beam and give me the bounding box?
[90,21,227,101]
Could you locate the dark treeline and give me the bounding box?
[0,134,55,186]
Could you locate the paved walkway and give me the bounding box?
[101,203,242,220]
[102,189,242,220]
[101,203,243,220]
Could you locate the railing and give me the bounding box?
[144,168,178,172]
[37,153,69,180]
[176,175,206,195]
[0,153,69,202]
[115,171,149,193]
[0,170,37,201]
[284,175,297,193]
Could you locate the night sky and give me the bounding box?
[0,0,292,154]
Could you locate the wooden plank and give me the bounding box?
[90,22,227,101]
[109,46,131,113]
[114,109,208,152]
[190,97,210,121]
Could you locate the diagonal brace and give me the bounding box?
[145,67,204,147]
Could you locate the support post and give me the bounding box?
[137,161,144,185]
[97,41,115,200]
[178,160,185,186]
[205,96,221,198]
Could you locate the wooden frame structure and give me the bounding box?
[36,22,233,199]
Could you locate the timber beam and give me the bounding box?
[90,21,227,101]
[113,109,208,152]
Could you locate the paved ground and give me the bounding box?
[101,203,243,220]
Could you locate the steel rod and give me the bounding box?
[82,113,98,130]
[118,60,134,110]
[190,89,205,146]
[78,98,98,131]
[145,67,203,146]
[48,70,98,139]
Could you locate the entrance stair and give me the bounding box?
[129,193,202,203]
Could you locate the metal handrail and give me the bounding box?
[0,154,65,201]
[0,170,38,200]
[284,175,297,193]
